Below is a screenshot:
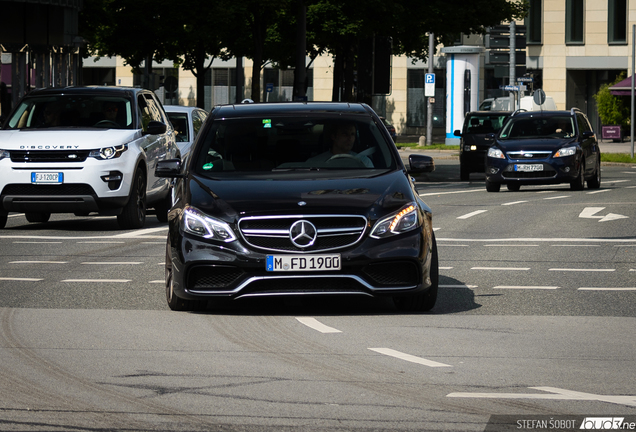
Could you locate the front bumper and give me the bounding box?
[168,227,434,301]
[485,154,580,185]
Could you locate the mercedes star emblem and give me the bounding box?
[289,220,317,248]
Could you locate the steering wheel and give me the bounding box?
[326,153,366,167]
[94,120,119,127]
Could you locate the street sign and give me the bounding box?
[517,76,534,83]
[499,85,527,91]
[265,83,274,93]
[425,73,435,97]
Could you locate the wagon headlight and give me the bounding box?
[89,144,128,160]
[370,203,420,239]
[182,205,236,242]
[487,147,505,159]
[0,149,9,160]
[554,146,577,157]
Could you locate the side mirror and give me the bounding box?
[144,120,168,135]
[408,154,435,173]
[582,131,595,139]
[454,130,462,137]
[486,132,496,140]
[155,158,184,178]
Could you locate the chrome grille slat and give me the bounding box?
[238,214,367,253]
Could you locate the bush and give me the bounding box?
[593,73,630,127]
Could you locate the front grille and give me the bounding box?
[239,277,367,295]
[239,215,367,253]
[10,150,90,163]
[506,151,552,160]
[363,261,420,286]
[2,183,96,196]
[187,266,245,290]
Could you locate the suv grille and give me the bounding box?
[2,184,96,196]
[10,150,90,163]
[506,151,552,160]
[238,215,367,253]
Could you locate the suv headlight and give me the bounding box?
[89,144,128,160]
[554,146,577,157]
[487,147,505,159]
[182,205,236,242]
[370,204,420,239]
[0,149,9,160]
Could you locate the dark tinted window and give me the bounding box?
[500,115,575,139]
[464,114,510,134]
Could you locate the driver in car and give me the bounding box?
[307,123,374,167]
[101,102,120,126]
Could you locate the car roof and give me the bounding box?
[164,105,205,114]
[24,86,148,98]
[511,110,575,118]
[466,111,513,115]
[211,102,373,119]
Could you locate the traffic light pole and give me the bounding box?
[509,21,516,110]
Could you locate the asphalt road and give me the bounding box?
[0,162,635,431]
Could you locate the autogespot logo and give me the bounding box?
[289,220,317,248]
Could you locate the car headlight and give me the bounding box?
[554,146,577,158]
[487,147,505,159]
[0,149,9,160]
[370,203,420,239]
[182,205,236,242]
[89,144,128,160]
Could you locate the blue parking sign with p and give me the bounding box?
[425,73,435,84]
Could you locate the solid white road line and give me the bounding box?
[549,268,615,272]
[369,348,452,368]
[485,244,538,247]
[440,285,477,289]
[543,195,570,200]
[419,188,483,197]
[0,277,43,281]
[10,261,67,264]
[494,286,559,290]
[296,317,342,334]
[502,201,528,206]
[457,210,488,219]
[471,267,530,271]
[587,189,611,194]
[81,262,143,265]
[149,280,164,284]
[578,287,636,291]
[439,266,454,270]
[13,241,63,244]
[61,279,131,283]
[77,241,126,244]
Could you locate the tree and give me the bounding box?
[594,73,630,127]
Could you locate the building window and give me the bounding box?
[566,0,585,44]
[608,0,627,44]
[526,0,542,44]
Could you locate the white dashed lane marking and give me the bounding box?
[296,317,342,334]
[369,348,452,368]
[457,210,488,219]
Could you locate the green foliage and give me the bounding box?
[593,73,630,127]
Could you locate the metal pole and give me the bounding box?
[426,32,434,146]
[509,21,516,110]
[631,24,635,159]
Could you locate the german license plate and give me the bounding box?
[514,164,543,172]
[31,172,63,184]
[266,254,341,272]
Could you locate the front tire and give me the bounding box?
[117,168,146,229]
[486,180,501,192]
[570,159,585,191]
[0,211,7,229]
[25,212,51,223]
[393,234,439,313]
[165,245,206,311]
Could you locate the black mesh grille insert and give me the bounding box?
[187,265,245,290]
[502,168,557,179]
[10,150,90,163]
[240,277,367,295]
[362,261,420,286]
[2,184,96,196]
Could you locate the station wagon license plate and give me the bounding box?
[266,254,341,272]
[514,164,543,172]
[31,172,63,184]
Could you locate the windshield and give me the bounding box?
[193,115,397,176]
[5,95,134,130]
[499,116,575,139]
[464,113,509,134]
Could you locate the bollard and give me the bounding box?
[419,136,426,146]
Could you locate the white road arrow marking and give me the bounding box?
[579,207,629,222]
[447,386,636,407]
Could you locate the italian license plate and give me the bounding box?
[514,164,543,172]
[31,172,63,184]
[266,254,341,272]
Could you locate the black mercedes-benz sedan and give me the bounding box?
[485,108,601,192]
[155,102,438,312]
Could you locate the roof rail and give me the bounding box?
[570,107,581,115]
[511,109,527,116]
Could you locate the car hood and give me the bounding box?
[0,129,142,150]
[495,137,577,151]
[187,170,418,222]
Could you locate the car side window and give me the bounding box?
[577,113,592,135]
[193,110,206,138]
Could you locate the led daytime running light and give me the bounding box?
[390,205,416,231]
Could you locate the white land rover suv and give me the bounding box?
[0,86,179,229]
